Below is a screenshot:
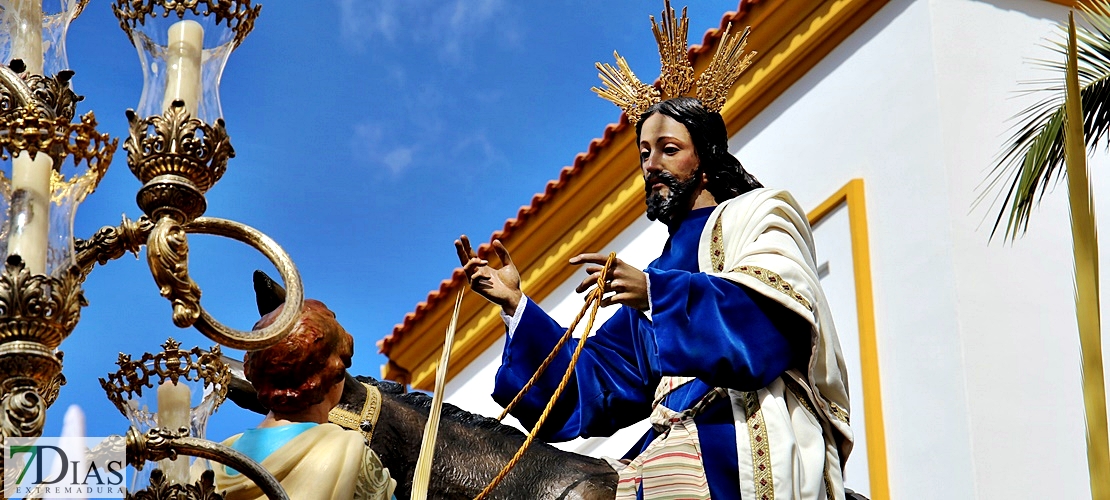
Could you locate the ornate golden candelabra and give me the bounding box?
[0,0,303,498]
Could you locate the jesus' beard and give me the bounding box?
[645,169,702,225]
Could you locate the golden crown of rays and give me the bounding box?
[592,0,756,125]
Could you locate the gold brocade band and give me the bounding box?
[328,382,382,444]
[709,209,812,311]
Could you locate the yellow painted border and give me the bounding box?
[1044,0,1093,7]
[808,178,888,500]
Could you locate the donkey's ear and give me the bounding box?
[253,270,287,317]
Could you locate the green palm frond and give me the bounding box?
[983,0,1110,241]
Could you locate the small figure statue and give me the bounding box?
[213,299,396,500]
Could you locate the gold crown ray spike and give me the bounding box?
[591,0,756,125]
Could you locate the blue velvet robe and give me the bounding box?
[492,207,811,498]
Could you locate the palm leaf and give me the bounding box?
[1064,12,1110,496]
[983,0,1110,241]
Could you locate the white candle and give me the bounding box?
[7,151,53,275]
[10,0,43,75]
[157,380,192,485]
[162,20,204,116]
[6,0,49,275]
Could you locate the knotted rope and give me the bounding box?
[474,252,618,500]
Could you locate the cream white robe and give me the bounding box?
[213,423,395,500]
[700,188,853,500]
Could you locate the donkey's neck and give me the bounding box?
[359,377,617,499]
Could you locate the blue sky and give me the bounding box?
[45,1,743,442]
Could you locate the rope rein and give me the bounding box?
[474,252,618,500]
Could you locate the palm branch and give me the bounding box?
[992,7,1110,493]
[983,0,1110,241]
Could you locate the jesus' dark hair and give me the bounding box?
[636,96,762,202]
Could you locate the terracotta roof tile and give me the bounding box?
[379,3,749,357]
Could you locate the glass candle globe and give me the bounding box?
[100,339,231,490]
[113,0,259,124]
[0,0,85,76]
[0,112,112,277]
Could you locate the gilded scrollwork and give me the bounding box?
[51,263,88,337]
[112,0,261,51]
[0,256,86,349]
[100,339,230,419]
[126,426,191,466]
[127,469,227,500]
[124,101,233,200]
[136,177,208,223]
[184,218,303,351]
[22,71,82,123]
[0,257,85,438]
[0,64,36,115]
[0,341,61,396]
[0,110,61,159]
[56,112,117,193]
[75,215,155,278]
[0,386,46,437]
[124,427,288,500]
[148,217,202,328]
[0,109,116,195]
[41,351,66,408]
[0,66,80,122]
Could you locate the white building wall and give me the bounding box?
[929,1,1093,498]
[731,0,974,496]
[445,1,1102,498]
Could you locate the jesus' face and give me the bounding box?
[638,113,705,224]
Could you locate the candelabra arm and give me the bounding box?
[125,427,289,500]
[75,215,155,279]
[183,217,303,351]
[147,215,203,328]
[75,214,302,351]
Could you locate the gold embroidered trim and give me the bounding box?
[825,399,850,425]
[741,391,774,500]
[329,382,382,444]
[729,265,813,312]
[785,376,849,426]
[711,214,725,272]
[783,377,817,418]
[710,214,813,311]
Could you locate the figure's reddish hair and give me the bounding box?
[244,299,353,414]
